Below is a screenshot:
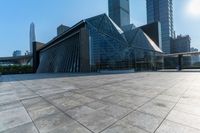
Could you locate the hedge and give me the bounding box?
[0,65,33,75]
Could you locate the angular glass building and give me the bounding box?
[146,0,174,54]
[35,14,163,73]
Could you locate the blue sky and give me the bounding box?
[0,0,200,56]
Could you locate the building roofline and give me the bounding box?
[39,20,85,51]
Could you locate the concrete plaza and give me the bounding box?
[0,72,200,133]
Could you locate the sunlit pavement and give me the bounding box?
[1,72,200,133]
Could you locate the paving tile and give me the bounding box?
[16,89,38,100]
[167,110,200,130]
[122,111,163,132]
[120,94,150,106]
[34,112,89,133]
[156,120,200,133]
[101,120,148,133]
[0,93,19,105]
[28,105,60,121]
[103,94,150,109]
[46,96,82,111]
[66,106,96,119]
[179,97,200,106]
[174,103,200,116]
[22,97,52,111]
[47,124,91,133]
[138,99,175,118]
[155,94,180,103]
[0,107,32,132]
[102,95,123,105]
[0,101,22,112]
[66,106,117,133]
[124,88,161,98]
[82,89,113,100]
[35,87,67,96]
[98,104,132,119]
[1,123,39,133]
[44,92,94,111]
[70,94,95,104]
[86,100,108,110]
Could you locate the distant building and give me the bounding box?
[191,47,198,52]
[172,35,191,53]
[190,47,199,64]
[25,50,30,55]
[108,0,130,27]
[57,25,70,36]
[146,0,175,53]
[13,50,21,57]
[30,23,36,53]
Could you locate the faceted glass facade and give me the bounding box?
[86,14,163,71]
[146,0,174,53]
[37,34,81,73]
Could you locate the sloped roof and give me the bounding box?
[144,33,162,53]
[85,14,127,43]
[124,28,162,53]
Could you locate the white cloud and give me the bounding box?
[186,0,200,18]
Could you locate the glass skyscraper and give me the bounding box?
[108,0,130,27]
[30,22,36,53]
[146,0,174,54]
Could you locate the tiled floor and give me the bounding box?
[0,72,200,133]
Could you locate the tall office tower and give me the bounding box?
[30,22,36,53]
[108,0,130,27]
[146,0,174,53]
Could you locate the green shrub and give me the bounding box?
[0,65,33,75]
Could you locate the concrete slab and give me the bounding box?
[34,112,90,133]
[122,111,163,132]
[66,105,117,132]
[155,120,200,133]
[138,99,176,118]
[102,120,148,133]
[1,123,39,133]
[167,110,200,130]
[0,107,32,132]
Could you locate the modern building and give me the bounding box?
[30,23,36,53]
[57,24,70,36]
[191,47,198,52]
[172,35,191,53]
[13,50,21,57]
[190,47,200,65]
[170,35,191,67]
[108,0,130,27]
[34,14,163,73]
[146,0,175,53]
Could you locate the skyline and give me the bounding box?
[0,0,200,57]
